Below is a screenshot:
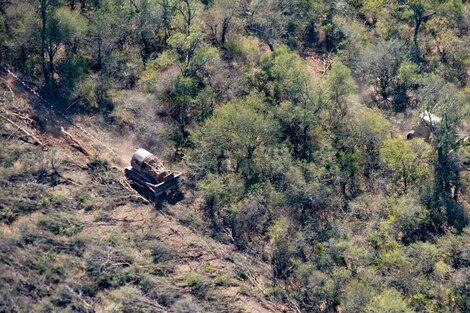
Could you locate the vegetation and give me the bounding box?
[1,0,470,312]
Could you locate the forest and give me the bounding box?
[0,0,470,312]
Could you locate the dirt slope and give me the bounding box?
[0,74,289,312]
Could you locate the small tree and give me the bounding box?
[356,39,408,111]
[380,138,431,193]
[365,288,412,313]
[269,218,299,280]
[353,108,391,179]
[187,93,280,180]
[325,60,357,125]
[259,45,323,160]
[417,76,467,229]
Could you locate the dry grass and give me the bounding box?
[0,78,288,313]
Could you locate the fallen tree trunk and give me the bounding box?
[9,111,36,126]
[0,114,46,149]
[61,126,91,156]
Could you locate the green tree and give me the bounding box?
[33,0,60,82]
[170,76,198,132]
[380,138,431,193]
[356,39,408,111]
[260,45,315,105]
[417,76,468,229]
[270,218,300,279]
[342,280,376,313]
[0,1,40,76]
[198,173,232,231]
[53,7,88,97]
[187,93,280,180]
[166,27,218,77]
[325,60,357,125]
[324,60,360,198]
[365,288,413,313]
[204,0,239,46]
[133,0,167,63]
[163,22,219,133]
[246,0,315,49]
[398,0,463,63]
[88,0,130,72]
[259,45,323,160]
[352,107,391,183]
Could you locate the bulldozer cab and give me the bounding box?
[131,148,167,183]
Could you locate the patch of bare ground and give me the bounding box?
[301,48,333,77]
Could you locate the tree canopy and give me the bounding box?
[0,0,469,312]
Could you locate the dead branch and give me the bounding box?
[86,217,149,227]
[63,285,93,309]
[233,255,265,293]
[9,111,35,126]
[60,126,91,156]
[2,84,35,125]
[5,83,16,105]
[286,297,302,313]
[0,114,46,149]
[138,297,166,312]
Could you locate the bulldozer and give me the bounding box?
[406,110,441,142]
[125,148,182,199]
[406,111,469,148]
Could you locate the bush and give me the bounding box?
[230,199,268,252]
[171,298,201,313]
[213,274,236,287]
[107,286,156,313]
[38,213,83,236]
[365,288,412,313]
[78,192,94,211]
[390,196,430,243]
[87,156,109,172]
[269,218,301,279]
[225,36,262,66]
[85,245,138,289]
[139,275,179,307]
[342,280,376,313]
[151,243,175,263]
[186,272,206,297]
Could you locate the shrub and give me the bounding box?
[230,199,268,252]
[108,286,156,313]
[139,275,179,307]
[213,274,236,287]
[87,156,109,171]
[186,272,206,297]
[171,298,201,313]
[151,243,175,263]
[225,36,262,66]
[78,192,94,211]
[365,288,412,313]
[341,280,376,313]
[38,213,83,236]
[85,245,137,289]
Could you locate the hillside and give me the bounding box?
[1,1,470,313]
[0,77,290,312]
